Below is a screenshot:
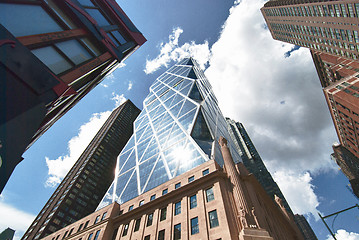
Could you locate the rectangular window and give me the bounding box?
[174,223,181,240]
[175,182,181,189]
[206,187,214,202]
[150,194,156,201]
[160,207,167,221]
[190,217,199,235]
[147,213,154,227]
[158,230,165,240]
[134,218,141,232]
[87,233,93,240]
[122,224,129,236]
[144,235,150,240]
[162,189,168,195]
[94,230,100,240]
[174,201,181,215]
[94,215,100,224]
[101,212,107,221]
[190,195,197,209]
[209,210,219,228]
[188,176,195,183]
[202,169,209,176]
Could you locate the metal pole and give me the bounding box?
[318,212,336,240]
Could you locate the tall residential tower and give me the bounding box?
[22,100,140,240]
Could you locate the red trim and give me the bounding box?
[60,52,112,84]
[102,0,146,45]
[0,40,16,48]
[49,72,77,97]
[18,29,87,46]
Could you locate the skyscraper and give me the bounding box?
[22,100,140,240]
[0,0,146,192]
[294,214,319,240]
[261,1,359,61]
[226,119,293,214]
[39,58,304,240]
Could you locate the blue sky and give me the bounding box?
[1,0,359,239]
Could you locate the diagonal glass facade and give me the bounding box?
[98,58,241,208]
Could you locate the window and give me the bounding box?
[147,213,154,227]
[122,224,129,236]
[128,205,134,211]
[190,217,199,235]
[162,189,168,195]
[94,230,100,240]
[68,228,73,236]
[209,210,219,228]
[94,215,100,224]
[174,201,181,215]
[84,220,89,229]
[78,223,83,232]
[190,195,197,209]
[205,187,214,202]
[175,182,181,189]
[87,233,93,240]
[139,200,145,206]
[188,176,195,183]
[150,194,156,201]
[144,235,150,240]
[134,218,141,232]
[101,212,107,221]
[160,207,167,221]
[158,230,165,240]
[174,223,181,240]
[202,169,209,176]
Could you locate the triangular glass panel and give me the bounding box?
[191,110,213,141]
[119,136,135,156]
[177,67,191,77]
[178,108,197,133]
[144,155,170,192]
[172,79,184,91]
[169,100,184,118]
[119,149,136,175]
[118,147,134,168]
[136,136,153,161]
[185,58,195,66]
[140,137,160,163]
[139,155,159,192]
[162,139,187,177]
[119,169,139,203]
[188,83,203,101]
[115,168,135,203]
[135,124,149,142]
[176,141,206,176]
[180,82,193,96]
[163,124,186,150]
[168,93,185,109]
[187,68,198,79]
[178,100,197,118]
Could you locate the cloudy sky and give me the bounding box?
[1,0,359,239]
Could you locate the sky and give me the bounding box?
[1,0,359,239]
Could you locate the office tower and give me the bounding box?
[22,100,140,240]
[331,143,359,198]
[39,58,304,240]
[226,119,293,215]
[261,1,359,61]
[0,0,146,193]
[294,214,318,240]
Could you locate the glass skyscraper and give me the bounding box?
[99,58,241,207]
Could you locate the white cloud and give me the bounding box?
[111,93,127,108]
[272,171,320,219]
[144,27,211,74]
[144,0,340,218]
[45,111,111,187]
[326,229,359,240]
[0,201,35,240]
[128,81,133,91]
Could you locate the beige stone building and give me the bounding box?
[41,138,303,240]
